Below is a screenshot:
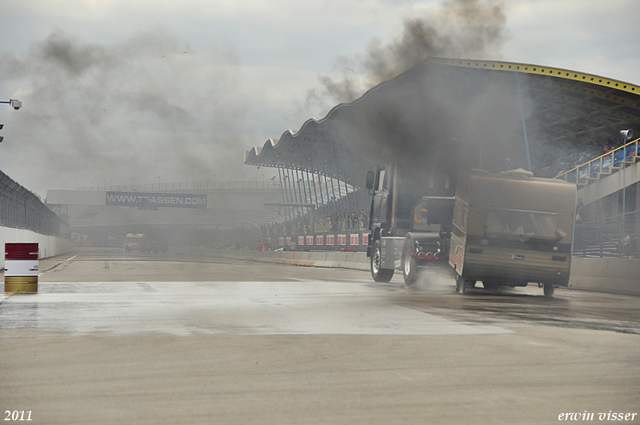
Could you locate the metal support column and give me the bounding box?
[332,144,345,218]
[305,157,319,212]
[345,144,358,214]
[285,168,298,218]
[311,154,325,216]
[326,148,338,217]
[278,167,290,221]
[516,72,533,172]
[294,167,305,217]
[320,149,332,217]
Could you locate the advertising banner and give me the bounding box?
[349,234,359,246]
[306,235,314,246]
[106,192,207,209]
[316,235,324,246]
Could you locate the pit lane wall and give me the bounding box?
[568,257,640,296]
[183,246,370,270]
[268,232,368,252]
[0,227,73,269]
[181,247,639,296]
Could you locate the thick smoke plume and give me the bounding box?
[0,28,253,196]
[301,0,528,188]
[306,0,507,111]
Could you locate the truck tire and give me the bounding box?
[455,275,467,294]
[371,240,394,283]
[483,280,498,291]
[402,242,418,286]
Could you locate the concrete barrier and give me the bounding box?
[180,247,638,296]
[181,247,369,271]
[569,257,640,296]
[0,227,73,269]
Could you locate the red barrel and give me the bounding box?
[4,243,39,293]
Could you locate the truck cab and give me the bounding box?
[124,234,144,252]
[366,163,455,284]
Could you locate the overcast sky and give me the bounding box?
[0,0,638,197]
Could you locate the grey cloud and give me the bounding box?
[0,27,253,194]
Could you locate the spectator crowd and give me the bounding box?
[532,135,630,179]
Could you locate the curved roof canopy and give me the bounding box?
[244,57,640,188]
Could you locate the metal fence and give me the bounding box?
[0,170,68,236]
[556,138,639,183]
[573,211,639,258]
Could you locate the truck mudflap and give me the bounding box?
[380,237,404,270]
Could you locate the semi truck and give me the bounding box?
[365,163,455,285]
[366,165,577,297]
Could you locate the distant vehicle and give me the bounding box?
[141,231,168,253]
[124,234,144,252]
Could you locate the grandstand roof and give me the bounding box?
[244,57,640,187]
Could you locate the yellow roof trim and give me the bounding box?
[428,57,640,95]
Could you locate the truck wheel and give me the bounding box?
[543,283,555,298]
[402,244,418,285]
[371,240,394,283]
[455,275,467,294]
[483,280,498,291]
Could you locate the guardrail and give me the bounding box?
[555,138,639,183]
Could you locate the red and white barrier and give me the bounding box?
[4,243,39,293]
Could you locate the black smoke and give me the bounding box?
[300,0,528,195]
[305,0,507,111]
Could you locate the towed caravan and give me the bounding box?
[449,169,577,297]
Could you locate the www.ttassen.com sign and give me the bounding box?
[106,192,207,209]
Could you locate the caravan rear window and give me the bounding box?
[485,209,561,241]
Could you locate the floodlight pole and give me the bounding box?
[623,151,626,238]
[0,99,22,143]
[619,129,634,256]
[0,99,22,110]
[515,73,532,172]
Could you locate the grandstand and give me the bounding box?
[244,57,640,257]
[557,137,640,258]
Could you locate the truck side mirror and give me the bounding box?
[365,170,375,190]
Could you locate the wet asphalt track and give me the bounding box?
[1,247,638,425]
